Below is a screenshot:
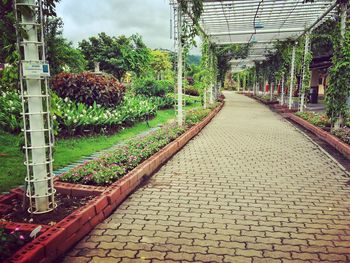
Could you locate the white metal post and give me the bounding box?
[289,45,296,109]
[280,75,285,105]
[243,74,246,92]
[237,74,240,91]
[177,5,183,126]
[270,81,273,101]
[15,0,55,213]
[299,33,310,112]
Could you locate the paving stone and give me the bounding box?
[63,92,350,262]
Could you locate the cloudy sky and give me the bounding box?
[57,0,178,52]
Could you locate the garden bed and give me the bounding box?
[287,113,350,159]
[0,101,224,263]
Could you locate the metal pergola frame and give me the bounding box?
[196,0,338,63]
[170,0,344,120]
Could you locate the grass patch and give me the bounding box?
[0,131,26,193]
[0,105,199,193]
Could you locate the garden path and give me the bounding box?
[64,92,350,263]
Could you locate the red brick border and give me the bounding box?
[243,92,349,159]
[2,102,224,263]
[287,113,350,159]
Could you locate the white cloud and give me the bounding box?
[56,0,200,54]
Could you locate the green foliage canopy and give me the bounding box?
[79,33,151,81]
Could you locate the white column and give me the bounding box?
[19,0,53,213]
[280,75,285,105]
[243,74,246,92]
[237,74,240,91]
[270,81,273,101]
[299,33,310,112]
[177,5,183,126]
[289,45,296,110]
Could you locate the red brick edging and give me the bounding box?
[242,92,349,159]
[286,113,350,159]
[1,102,225,263]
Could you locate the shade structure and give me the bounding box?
[173,0,338,67]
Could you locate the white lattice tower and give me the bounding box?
[14,0,56,214]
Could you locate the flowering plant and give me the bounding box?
[295,111,330,128]
[59,105,215,185]
[0,226,29,262]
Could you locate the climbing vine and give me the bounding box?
[178,0,203,52]
[326,20,350,125]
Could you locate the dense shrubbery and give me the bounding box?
[184,86,200,96]
[332,128,350,145]
[59,105,215,185]
[148,95,175,109]
[0,91,22,133]
[53,94,157,136]
[52,72,125,108]
[132,77,173,97]
[295,111,330,128]
[0,91,164,136]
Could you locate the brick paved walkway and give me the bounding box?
[64,92,350,263]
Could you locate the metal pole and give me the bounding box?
[270,81,273,101]
[237,74,240,91]
[177,5,183,126]
[299,33,310,112]
[15,0,55,213]
[243,74,246,92]
[289,45,296,110]
[281,75,285,105]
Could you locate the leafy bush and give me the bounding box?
[166,93,201,106]
[186,76,194,85]
[184,85,199,96]
[185,108,211,126]
[132,77,173,97]
[295,112,330,128]
[53,94,157,136]
[332,128,350,145]
[0,90,22,133]
[148,95,175,109]
[51,72,125,108]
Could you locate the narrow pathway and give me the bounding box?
[64,92,350,263]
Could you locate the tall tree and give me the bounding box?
[79,33,150,81]
[45,17,86,75]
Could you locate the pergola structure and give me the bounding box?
[171,0,346,124]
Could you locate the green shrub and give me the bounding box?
[51,72,125,108]
[0,90,22,133]
[132,77,173,97]
[332,128,350,145]
[295,112,330,128]
[53,94,157,136]
[184,85,199,96]
[148,94,175,109]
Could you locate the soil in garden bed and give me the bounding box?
[1,193,94,225]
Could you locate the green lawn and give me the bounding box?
[0,104,200,193]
